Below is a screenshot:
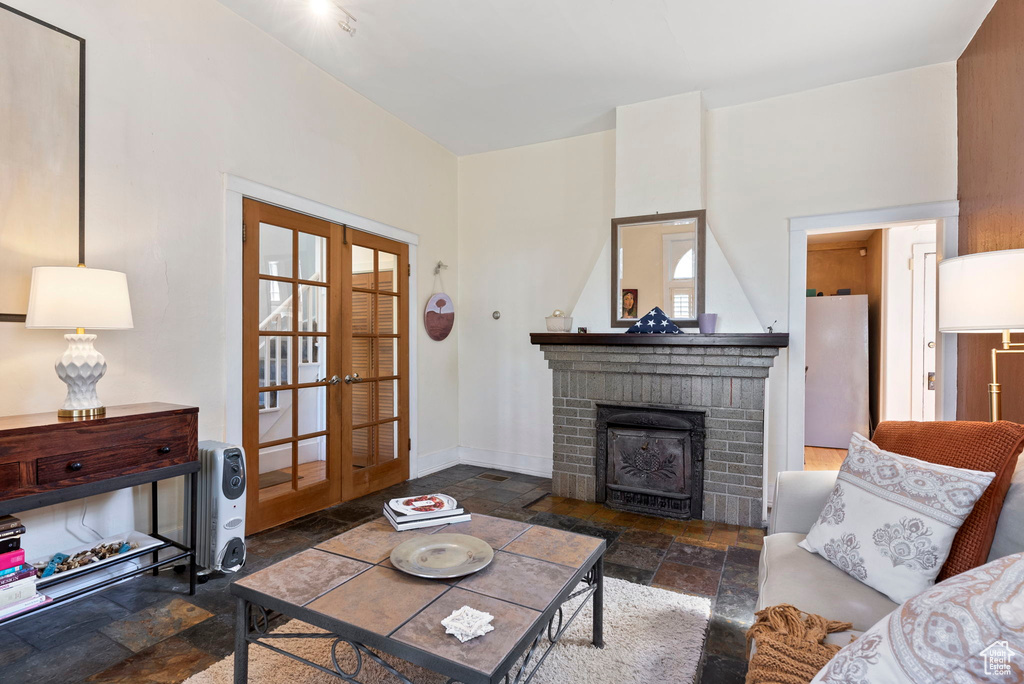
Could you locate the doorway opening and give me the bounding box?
[803,221,938,471]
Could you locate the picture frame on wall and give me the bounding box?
[0,3,85,322]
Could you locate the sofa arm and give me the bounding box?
[768,470,839,535]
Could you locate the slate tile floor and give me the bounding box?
[0,464,761,683]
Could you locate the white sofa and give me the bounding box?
[755,460,1024,649]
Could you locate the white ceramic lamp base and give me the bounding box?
[55,334,108,418]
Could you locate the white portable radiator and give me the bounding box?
[196,440,247,572]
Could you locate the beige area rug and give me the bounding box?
[186,577,711,684]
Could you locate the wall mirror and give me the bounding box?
[611,210,706,328]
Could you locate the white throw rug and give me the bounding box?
[185,577,711,684]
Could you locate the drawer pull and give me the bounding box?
[68,462,83,472]
[158,446,171,454]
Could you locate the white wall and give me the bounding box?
[457,131,616,459]
[457,62,957,492]
[1,0,459,557]
[708,62,956,486]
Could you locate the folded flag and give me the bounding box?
[626,306,683,334]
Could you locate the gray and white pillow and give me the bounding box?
[799,433,996,603]
[811,551,1024,683]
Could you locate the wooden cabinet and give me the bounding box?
[0,403,198,501]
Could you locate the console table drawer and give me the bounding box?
[36,438,189,486]
[0,404,198,500]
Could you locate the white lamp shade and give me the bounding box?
[25,266,134,330]
[938,249,1024,333]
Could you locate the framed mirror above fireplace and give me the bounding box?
[610,210,706,328]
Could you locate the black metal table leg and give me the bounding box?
[151,481,159,576]
[235,597,249,684]
[593,555,604,648]
[189,470,198,595]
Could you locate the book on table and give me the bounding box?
[383,494,470,531]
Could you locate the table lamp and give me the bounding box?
[938,248,1024,421]
[25,265,134,418]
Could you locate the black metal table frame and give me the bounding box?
[0,461,200,627]
[233,548,605,684]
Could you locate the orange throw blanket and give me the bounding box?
[744,604,852,684]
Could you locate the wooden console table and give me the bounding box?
[0,403,199,625]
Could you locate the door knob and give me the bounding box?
[344,373,362,384]
[328,375,342,385]
[927,341,935,348]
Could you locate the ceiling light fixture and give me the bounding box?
[309,0,356,36]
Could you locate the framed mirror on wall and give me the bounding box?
[0,3,86,322]
[611,210,706,328]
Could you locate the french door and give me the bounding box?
[342,230,410,500]
[242,199,409,533]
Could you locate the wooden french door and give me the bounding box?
[341,230,410,500]
[242,199,409,533]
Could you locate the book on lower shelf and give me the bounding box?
[0,549,26,573]
[0,593,50,621]
[0,576,36,610]
[0,565,38,588]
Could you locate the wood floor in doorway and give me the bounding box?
[804,446,846,471]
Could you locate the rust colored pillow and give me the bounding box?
[872,420,1024,579]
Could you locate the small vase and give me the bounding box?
[698,313,718,334]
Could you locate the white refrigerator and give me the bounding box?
[805,295,870,449]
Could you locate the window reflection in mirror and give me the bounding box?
[611,211,706,328]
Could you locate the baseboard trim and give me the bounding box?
[415,447,461,478]
[456,446,553,479]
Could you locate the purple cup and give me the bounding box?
[698,313,718,334]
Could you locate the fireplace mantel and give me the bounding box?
[530,332,789,348]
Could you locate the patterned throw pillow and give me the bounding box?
[811,551,1024,683]
[799,433,996,603]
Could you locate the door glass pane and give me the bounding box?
[260,223,292,278]
[258,336,292,387]
[378,380,397,420]
[352,292,374,334]
[299,284,327,333]
[258,445,294,501]
[259,280,292,332]
[259,389,292,443]
[298,335,326,377]
[352,427,372,468]
[298,232,326,282]
[376,422,397,463]
[297,385,326,436]
[378,338,396,377]
[352,337,374,378]
[297,436,328,489]
[379,252,397,292]
[352,382,373,426]
[352,245,375,289]
[378,294,398,335]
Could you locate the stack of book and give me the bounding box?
[0,516,48,620]
[383,494,470,531]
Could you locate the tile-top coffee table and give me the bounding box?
[231,514,606,684]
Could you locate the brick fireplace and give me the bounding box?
[532,333,788,527]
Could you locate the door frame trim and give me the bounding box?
[223,175,420,481]
[786,200,958,474]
